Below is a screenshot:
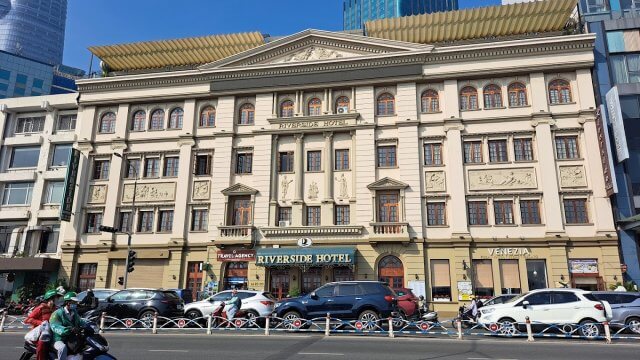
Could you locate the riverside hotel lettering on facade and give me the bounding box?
[278,119,347,129]
[256,253,353,266]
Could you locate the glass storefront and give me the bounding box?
[526,259,548,290]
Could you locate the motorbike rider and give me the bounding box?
[50,292,86,360]
[24,290,60,360]
[225,288,242,324]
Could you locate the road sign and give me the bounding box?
[293,319,302,328]
[420,322,429,331]
[125,319,133,328]
[177,319,186,328]
[490,323,499,332]
[355,321,363,330]
[235,319,242,327]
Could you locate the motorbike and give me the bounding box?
[417,296,439,322]
[451,305,478,329]
[19,323,117,360]
[211,303,255,328]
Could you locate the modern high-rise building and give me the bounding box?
[0,0,68,66]
[343,0,458,30]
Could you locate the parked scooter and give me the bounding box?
[19,323,117,360]
[417,296,439,322]
[211,303,252,327]
[451,305,478,329]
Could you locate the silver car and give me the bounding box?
[588,291,640,333]
[184,290,276,323]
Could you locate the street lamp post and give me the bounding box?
[114,152,137,289]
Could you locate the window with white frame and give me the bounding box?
[2,182,34,205]
[10,146,40,168]
[15,116,45,134]
[50,144,72,167]
[56,114,76,132]
[44,181,64,204]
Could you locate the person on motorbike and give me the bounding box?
[225,288,241,325]
[50,292,86,360]
[24,290,60,360]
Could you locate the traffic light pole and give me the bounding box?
[123,174,137,289]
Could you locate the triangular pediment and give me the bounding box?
[200,29,432,69]
[367,177,409,190]
[221,183,259,196]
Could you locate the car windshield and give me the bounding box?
[505,293,527,303]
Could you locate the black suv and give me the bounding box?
[89,289,184,323]
[274,281,397,328]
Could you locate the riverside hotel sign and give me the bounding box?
[255,247,356,267]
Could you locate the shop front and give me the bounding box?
[217,249,256,291]
[256,247,356,299]
[568,259,604,291]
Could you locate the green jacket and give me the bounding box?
[49,307,86,342]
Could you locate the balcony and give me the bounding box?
[369,222,410,243]
[216,225,255,246]
[0,170,37,182]
[261,225,364,238]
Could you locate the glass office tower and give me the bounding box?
[0,0,67,65]
[343,0,458,30]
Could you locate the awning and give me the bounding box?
[618,214,640,231]
[256,247,356,268]
[0,258,60,272]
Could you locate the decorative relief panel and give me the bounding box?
[559,166,587,188]
[425,171,446,192]
[468,168,537,191]
[122,183,176,202]
[335,173,350,200]
[280,175,293,201]
[270,46,359,64]
[307,181,319,200]
[193,181,211,200]
[88,185,107,204]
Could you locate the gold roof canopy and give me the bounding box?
[88,32,265,72]
[365,0,578,44]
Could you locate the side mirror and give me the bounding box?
[107,297,114,303]
[522,301,530,308]
[310,292,318,299]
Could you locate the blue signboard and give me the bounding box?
[256,247,356,267]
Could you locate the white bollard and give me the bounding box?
[152,312,158,334]
[604,321,612,344]
[0,311,6,332]
[457,319,463,340]
[525,316,534,342]
[264,315,270,336]
[388,317,394,338]
[99,312,106,334]
[325,313,330,336]
[207,314,212,335]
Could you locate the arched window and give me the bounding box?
[460,86,478,111]
[335,96,350,113]
[98,112,116,133]
[199,106,216,127]
[508,82,528,107]
[149,109,165,130]
[168,107,183,129]
[131,110,145,132]
[483,84,503,109]
[238,103,255,125]
[280,100,294,118]
[548,79,572,104]
[307,98,322,116]
[421,89,439,113]
[377,93,395,116]
[378,255,404,289]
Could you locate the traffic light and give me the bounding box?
[127,250,136,273]
[98,225,118,233]
[117,277,124,286]
[6,272,15,282]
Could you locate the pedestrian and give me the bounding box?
[225,288,242,324]
[50,292,86,360]
[469,295,479,321]
[24,290,59,360]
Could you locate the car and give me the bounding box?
[184,290,275,323]
[274,281,398,330]
[587,291,640,334]
[393,288,419,318]
[96,289,184,325]
[168,288,194,304]
[478,288,612,337]
[481,294,519,307]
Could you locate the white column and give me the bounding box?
[444,123,468,234]
[292,134,304,226]
[322,132,334,226]
[534,119,564,234]
[172,137,195,238]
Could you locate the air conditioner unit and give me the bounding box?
[337,106,348,114]
[278,221,290,227]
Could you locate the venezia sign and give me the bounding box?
[486,248,535,258]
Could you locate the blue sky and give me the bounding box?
[63,0,500,71]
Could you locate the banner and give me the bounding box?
[59,148,81,222]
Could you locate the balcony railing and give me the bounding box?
[369,222,410,242]
[217,225,254,245]
[261,225,364,238]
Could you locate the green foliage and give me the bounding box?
[608,281,637,292]
[288,287,301,297]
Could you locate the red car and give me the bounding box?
[393,288,419,318]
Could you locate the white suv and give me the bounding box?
[184,290,275,322]
[479,288,612,337]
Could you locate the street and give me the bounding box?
[1,332,639,360]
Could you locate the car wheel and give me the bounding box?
[578,319,601,338]
[626,317,640,334]
[282,311,303,330]
[139,310,155,328]
[358,310,380,330]
[392,311,406,329]
[245,310,260,327]
[497,317,518,336]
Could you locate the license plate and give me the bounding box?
[177,305,183,310]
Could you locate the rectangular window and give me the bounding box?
[44,181,64,204]
[39,225,59,254]
[144,158,160,178]
[467,201,488,225]
[424,143,443,165]
[473,259,495,298]
[2,182,34,205]
[125,158,140,179]
[499,259,522,294]
[56,114,77,131]
[93,160,110,180]
[494,200,514,225]
[520,200,541,224]
[85,212,103,233]
[488,140,508,163]
[430,260,451,301]
[77,263,98,292]
[236,153,253,174]
[191,209,208,231]
[118,211,132,233]
[335,205,350,225]
[427,202,446,226]
[10,146,40,168]
[564,199,589,224]
[377,192,399,222]
[15,116,45,134]
[464,141,483,163]
[194,154,212,176]
[32,78,44,89]
[232,198,252,225]
[50,144,72,167]
[158,210,174,232]
[307,151,321,171]
[0,68,10,80]
[306,206,321,226]
[163,157,179,177]
[514,138,534,161]
[335,149,350,170]
[610,54,640,84]
[278,152,294,172]
[555,136,579,159]
[138,211,154,232]
[377,145,397,167]
[278,207,292,225]
[526,259,548,290]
